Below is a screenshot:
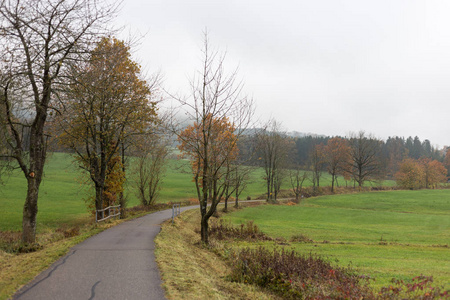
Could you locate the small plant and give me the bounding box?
[378,276,449,299]
[56,225,80,238]
[290,234,313,243]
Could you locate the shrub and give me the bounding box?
[209,220,272,241]
[228,247,375,299]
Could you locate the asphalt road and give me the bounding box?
[13,205,198,300]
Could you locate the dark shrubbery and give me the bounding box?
[227,246,450,299]
[209,219,272,241]
[228,246,374,299]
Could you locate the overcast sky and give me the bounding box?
[114,0,450,148]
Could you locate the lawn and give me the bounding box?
[0,151,395,232]
[224,190,450,288]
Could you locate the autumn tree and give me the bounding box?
[0,0,116,243]
[178,115,241,243]
[57,37,156,212]
[176,33,253,244]
[419,158,447,189]
[395,158,424,190]
[348,131,382,188]
[395,158,447,189]
[256,120,294,202]
[323,137,350,192]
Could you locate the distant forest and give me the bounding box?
[239,132,446,179]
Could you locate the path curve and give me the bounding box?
[13,205,198,300]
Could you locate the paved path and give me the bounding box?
[13,205,198,300]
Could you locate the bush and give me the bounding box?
[209,220,272,241]
[228,247,375,299]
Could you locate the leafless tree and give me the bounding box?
[309,144,325,193]
[175,32,253,244]
[348,131,382,188]
[133,135,169,206]
[289,166,308,202]
[0,0,117,243]
[256,120,294,203]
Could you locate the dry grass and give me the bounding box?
[155,209,280,300]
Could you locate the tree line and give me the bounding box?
[237,126,449,202]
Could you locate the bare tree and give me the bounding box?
[289,166,308,202]
[256,120,294,203]
[0,0,117,243]
[233,164,252,208]
[309,144,325,193]
[134,135,169,206]
[176,32,253,244]
[348,131,382,188]
[323,137,350,192]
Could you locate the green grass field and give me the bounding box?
[0,152,395,231]
[224,190,450,288]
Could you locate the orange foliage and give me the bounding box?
[395,157,447,189]
[419,158,447,188]
[395,158,424,190]
[178,114,238,186]
[103,155,125,207]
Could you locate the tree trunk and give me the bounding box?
[22,178,39,243]
[200,215,209,244]
[22,109,47,244]
[331,174,335,193]
[234,187,239,208]
[95,183,104,211]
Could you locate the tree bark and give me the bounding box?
[22,178,39,243]
[200,209,209,244]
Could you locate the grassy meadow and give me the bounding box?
[0,151,395,232]
[224,190,450,288]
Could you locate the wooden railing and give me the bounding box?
[96,205,121,222]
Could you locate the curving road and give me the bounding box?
[13,205,198,300]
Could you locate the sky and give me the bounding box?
[113,0,450,148]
